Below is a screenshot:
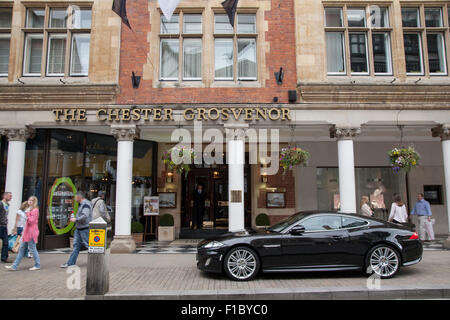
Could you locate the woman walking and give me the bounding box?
[388,194,408,224]
[12,201,31,258]
[360,196,373,217]
[6,196,40,271]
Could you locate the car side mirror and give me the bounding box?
[290,225,305,235]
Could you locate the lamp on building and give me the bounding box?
[166,172,173,183]
[274,67,284,85]
[131,71,141,89]
[261,172,268,183]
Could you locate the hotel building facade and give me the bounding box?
[1,0,450,251]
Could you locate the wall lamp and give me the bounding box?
[261,172,268,183]
[274,67,284,85]
[166,172,173,183]
[131,71,141,89]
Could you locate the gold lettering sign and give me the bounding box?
[52,107,291,122]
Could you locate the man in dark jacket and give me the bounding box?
[0,192,12,263]
[192,184,207,230]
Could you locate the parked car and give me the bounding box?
[197,211,422,281]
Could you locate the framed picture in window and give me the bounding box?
[159,192,177,208]
[423,185,443,205]
[266,192,285,208]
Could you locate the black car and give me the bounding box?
[197,211,423,281]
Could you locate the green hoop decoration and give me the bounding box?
[48,177,78,235]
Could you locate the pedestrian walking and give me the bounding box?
[388,194,408,224]
[91,191,111,223]
[411,193,435,241]
[60,191,92,268]
[360,196,373,217]
[12,201,30,257]
[5,196,41,271]
[0,192,12,263]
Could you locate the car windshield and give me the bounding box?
[268,212,308,233]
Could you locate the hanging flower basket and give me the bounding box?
[388,147,420,173]
[162,146,196,179]
[280,147,310,174]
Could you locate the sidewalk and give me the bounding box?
[0,250,449,299]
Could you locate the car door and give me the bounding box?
[281,215,349,269]
[251,233,283,269]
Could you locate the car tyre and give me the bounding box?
[223,246,260,281]
[365,244,401,279]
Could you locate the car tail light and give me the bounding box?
[409,232,419,240]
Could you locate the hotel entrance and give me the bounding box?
[180,156,251,237]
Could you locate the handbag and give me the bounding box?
[12,235,21,253]
[8,234,17,251]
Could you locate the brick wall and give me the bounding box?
[257,166,296,209]
[117,0,297,105]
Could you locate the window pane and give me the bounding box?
[0,8,12,28]
[404,33,423,73]
[72,8,92,29]
[349,33,368,73]
[215,39,233,79]
[161,14,179,34]
[70,34,90,75]
[372,33,392,74]
[49,8,68,28]
[324,8,343,27]
[183,14,202,34]
[26,8,45,28]
[427,33,446,74]
[215,14,233,33]
[347,8,366,27]
[370,6,389,27]
[24,35,43,75]
[237,14,256,33]
[0,37,10,75]
[341,216,367,229]
[47,36,66,75]
[326,32,345,73]
[301,216,342,231]
[183,39,201,79]
[160,39,179,79]
[425,8,442,27]
[402,8,420,27]
[237,38,256,79]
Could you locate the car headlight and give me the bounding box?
[203,241,225,249]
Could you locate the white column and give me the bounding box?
[1,128,34,232]
[432,125,450,248]
[110,125,139,253]
[226,127,246,232]
[330,126,360,214]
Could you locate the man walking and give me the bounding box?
[192,184,207,230]
[411,193,435,241]
[60,191,92,268]
[91,191,111,223]
[0,192,12,263]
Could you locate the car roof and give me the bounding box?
[295,211,372,219]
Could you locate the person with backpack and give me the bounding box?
[0,192,12,263]
[60,191,92,268]
[91,191,111,223]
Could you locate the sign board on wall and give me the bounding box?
[144,196,159,216]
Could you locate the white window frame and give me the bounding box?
[349,32,370,75]
[237,38,257,80]
[182,38,202,80]
[214,14,233,34]
[26,8,45,28]
[347,7,367,28]
[237,14,257,34]
[48,8,68,28]
[424,7,443,28]
[182,14,202,34]
[70,33,90,76]
[324,7,343,28]
[0,34,11,77]
[428,32,448,76]
[326,31,347,75]
[214,38,234,81]
[372,32,393,76]
[46,34,67,76]
[159,38,179,81]
[23,33,43,77]
[402,7,421,28]
[404,32,424,76]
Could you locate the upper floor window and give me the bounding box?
[214,13,257,81]
[0,7,12,76]
[159,13,202,81]
[324,5,392,76]
[402,6,448,76]
[23,6,92,77]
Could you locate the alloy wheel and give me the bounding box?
[226,248,258,280]
[369,246,399,278]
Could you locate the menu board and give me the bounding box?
[47,177,78,235]
[144,196,159,216]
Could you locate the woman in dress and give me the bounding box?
[6,196,40,271]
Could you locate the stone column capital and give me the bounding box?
[431,124,450,141]
[224,124,248,141]
[111,125,140,141]
[330,125,361,140]
[0,127,35,142]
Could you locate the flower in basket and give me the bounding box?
[279,147,310,174]
[388,147,420,173]
[162,146,196,178]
